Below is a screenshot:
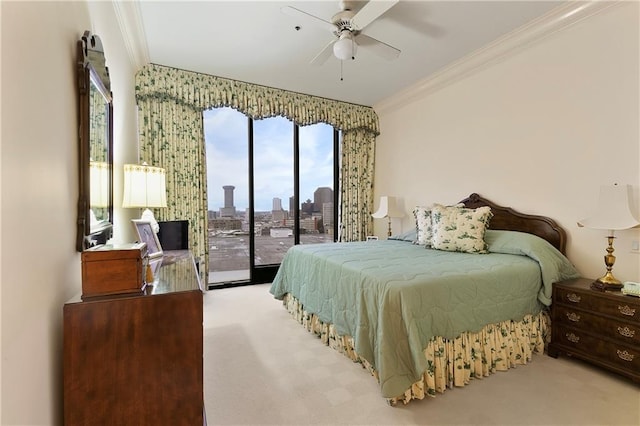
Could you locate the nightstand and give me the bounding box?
[548,277,640,383]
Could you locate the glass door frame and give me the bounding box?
[209,119,340,289]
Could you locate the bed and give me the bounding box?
[269,193,580,405]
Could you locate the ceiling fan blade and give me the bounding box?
[310,39,336,66]
[350,0,399,31]
[355,33,400,60]
[281,6,336,32]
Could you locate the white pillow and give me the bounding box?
[431,204,493,253]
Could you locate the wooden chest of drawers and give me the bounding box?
[549,277,640,383]
[65,250,205,425]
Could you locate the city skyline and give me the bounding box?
[203,107,334,212]
[210,185,333,214]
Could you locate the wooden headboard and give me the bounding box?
[459,193,567,254]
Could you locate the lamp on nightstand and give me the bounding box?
[372,196,404,237]
[578,183,640,290]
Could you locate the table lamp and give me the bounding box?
[123,162,167,233]
[372,196,404,237]
[578,183,640,290]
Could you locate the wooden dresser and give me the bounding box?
[64,250,205,425]
[549,277,640,383]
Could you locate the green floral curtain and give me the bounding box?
[89,86,107,162]
[339,129,376,241]
[135,64,379,276]
[137,99,208,271]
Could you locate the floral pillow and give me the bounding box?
[413,203,464,247]
[431,204,493,253]
[413,205,434,246]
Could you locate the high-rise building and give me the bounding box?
[289,196,295,217]
[314,187,333,212]
[272,197,286,222]
[220,185,236,217]
[322,202,334,226]
[301,199,314,216]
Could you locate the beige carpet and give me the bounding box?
[203,284,640,426]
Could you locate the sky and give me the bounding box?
[203,107,334,212]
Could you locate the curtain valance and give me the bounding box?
[135,64,379,135]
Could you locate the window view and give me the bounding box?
[204,108,250,284]
[253,116,295,266]
[298,124,335,245]
[204,108,336,286]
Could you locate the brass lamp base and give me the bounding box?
[597,272,623,287]
[591,235,623,291]
[591,274,623,291]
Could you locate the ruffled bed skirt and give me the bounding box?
[281,293,550,406]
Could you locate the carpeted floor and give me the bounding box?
[203,284,640,426]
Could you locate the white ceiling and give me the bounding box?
[130,1,566,106]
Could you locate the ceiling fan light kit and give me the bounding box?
[333,32,357,60]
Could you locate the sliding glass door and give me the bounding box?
[204,108,338,288]
[204,108,251,284]
[253,116,295,269]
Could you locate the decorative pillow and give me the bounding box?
[413,203,465,247]
[431,204,493,253]
[413,205,434,246]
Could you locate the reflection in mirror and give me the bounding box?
[77,31,113,251]
[89,76,109,223]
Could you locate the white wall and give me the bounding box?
[373,2,640,283]
[1,2,137,424]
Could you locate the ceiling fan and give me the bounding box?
[282,0,401,65]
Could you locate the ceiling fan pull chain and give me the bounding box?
[340,59,344,81]
[352,37,355,61]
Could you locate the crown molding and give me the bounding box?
[112,0,149,72]
[374,1,621,114]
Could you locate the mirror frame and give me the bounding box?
[76,31,114,251]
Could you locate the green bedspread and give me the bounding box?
[269,230,579,398]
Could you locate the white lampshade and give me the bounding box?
[122,163,167,208]
[333,32,357,61]
[578,184,640,232]
[89,161,109,207]
[372,196,404,219]
[123,163,167,233]
[578,183,639,289]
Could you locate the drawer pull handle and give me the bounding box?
[616,350,635,362]
[566,312,581,322]
[618,305,636,317]
[566,332,580,343]
[617,326,636,338]
[567,293,581,303]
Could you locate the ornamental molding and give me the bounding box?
[112,0,150,72]
[374,1,621,114]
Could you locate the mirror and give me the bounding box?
[76,31,113,251]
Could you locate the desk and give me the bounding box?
[64,250,205,425]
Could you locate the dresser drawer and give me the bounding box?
[554,305,640,346]
[555,287,640,323]
[554,324,640,372]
